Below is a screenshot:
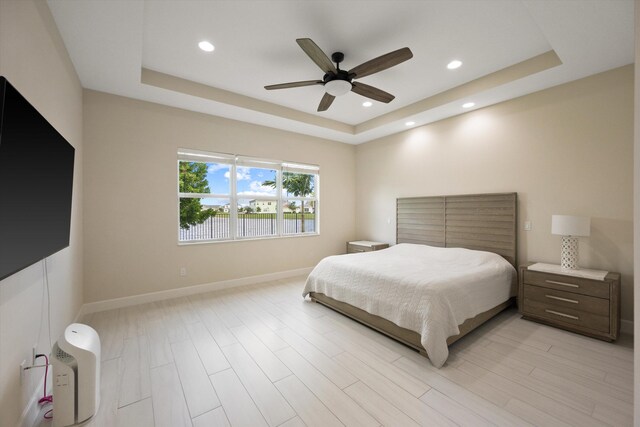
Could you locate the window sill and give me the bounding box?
[178,232,320,246]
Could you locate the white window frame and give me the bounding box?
[177,148,319,244]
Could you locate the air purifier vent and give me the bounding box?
[55,347,75,363]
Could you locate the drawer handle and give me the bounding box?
[545,309,579,320]
[545,280,579,288]
[545,295,579,304]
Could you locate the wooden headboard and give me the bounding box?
[397,192,517,268]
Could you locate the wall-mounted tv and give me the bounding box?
[0,76,75,282]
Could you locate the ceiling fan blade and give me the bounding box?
[351,82,395,103]
[265,80,323,90]
[296,38,338,74]
[348,47,413,79]
[317,93,335,112]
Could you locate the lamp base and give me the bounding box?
[560,236,579,270]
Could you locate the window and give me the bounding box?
[178,149,319,243]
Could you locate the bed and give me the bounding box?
[304,192,517,367]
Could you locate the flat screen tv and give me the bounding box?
[0,76,75,282]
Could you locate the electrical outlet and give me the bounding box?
[20,360,26,384]
[180,267,187,277]
[524,221,532,231]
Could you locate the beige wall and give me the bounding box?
[356,65,634,322]
[0,1,84,426]
[83,91,356,303]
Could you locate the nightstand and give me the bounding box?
[519,263,620,341]
[346,240,389,254]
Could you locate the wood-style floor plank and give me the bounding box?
[210,369,269,427]
[85,359,119,427]
[344,381,421,427]
[170,340,220,418]
[231,325,292,382]
[149,363,191,427]
[186,321,230,375]
[504,398,572,427]
[220,343,296,426]
[118,336,151,408]
[116,397,154,427]
[274,375,343,427]
[192,406,231,427]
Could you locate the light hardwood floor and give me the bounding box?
[36,276,633,427]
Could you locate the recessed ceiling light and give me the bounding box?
[198,41,215,52]
[362,101,373,107]
[462,102,475,109]
[447,60,462,70]
[405,121,415,126]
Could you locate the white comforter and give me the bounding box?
[303,243,516,367]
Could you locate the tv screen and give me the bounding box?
[0,76,75,281]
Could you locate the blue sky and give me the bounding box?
[202,164,276,206]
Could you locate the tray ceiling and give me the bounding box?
[47,0,633,144]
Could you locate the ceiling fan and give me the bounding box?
[265,38,413,112]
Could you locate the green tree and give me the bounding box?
[264,172,313,232]
[179,162,216,229]
[288,201,298,213]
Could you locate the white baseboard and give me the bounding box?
[621,319,634,335]
[78,267,313,316]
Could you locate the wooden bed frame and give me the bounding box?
[310,192,518,357]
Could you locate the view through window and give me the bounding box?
[178,149,319,242]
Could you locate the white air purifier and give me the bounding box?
[52,323,101,427]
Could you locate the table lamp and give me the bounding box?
[551,215,591,270]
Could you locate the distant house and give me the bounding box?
[249,200,277,213]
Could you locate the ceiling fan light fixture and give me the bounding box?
[324,80,352,96]
[362,101,373,107]
[447,60,462,69]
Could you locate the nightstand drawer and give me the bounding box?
[523,284,609,316]
[347,243,372,253]
[523,270,609,299]
[523,299,610,333]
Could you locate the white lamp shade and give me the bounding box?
[551,215,591,237]
[324,80,352,96]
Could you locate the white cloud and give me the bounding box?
[249,180,275,193]
[207,164,229,173]
[237,167,251,180]
[223,167,251,181]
